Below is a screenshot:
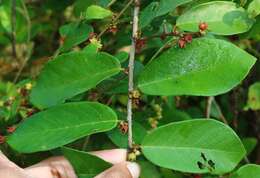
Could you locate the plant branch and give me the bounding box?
[149,37,177,64]
[107,0,117,7]
[97,0,134,39]
[13,0,31,83]
[212,98,228,124]
[127,0,140,149]
[11,0,17,58]
[205,96,214,118]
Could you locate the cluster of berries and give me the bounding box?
[178,22,208,48]
[127,145,141,161]
[130,90,141,106]
[148,104,163,128]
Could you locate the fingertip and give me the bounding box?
[91,149,127,164]
[126,162,140,178]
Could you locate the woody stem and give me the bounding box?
[127,0,140,149]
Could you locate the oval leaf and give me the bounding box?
[59,22,93,52]
[242,137,257,155]
[176,1,254,35]
[62,147,112,178]
[232,164,260,178]
[248,0,260,18]
[140,0,192,28]
[246,82,260,110]
[142,119,246,174]
[30,51,121,109]
[85,5,112,20]
[7,102,118,153]
[138,38,256,96]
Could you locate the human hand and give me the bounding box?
[0,149,140,178]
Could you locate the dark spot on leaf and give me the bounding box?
[197,161,204,169]
[208,160,215,169]
[201,152,207,161]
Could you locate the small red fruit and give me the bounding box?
[118,121,128,134]
[0,135,5,144]
[19,88,28,97]
[135,38,147,53]
[193,174,202,178]
[7,126,16,133]
[88,32,97,41]
[26,109,37,117]
[178,38,186,48]
[199,22,208,31]
[184,34,193,43]
[59,37,66,45]
[108,25,118,35]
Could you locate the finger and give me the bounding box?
[0,151,21,169]
[95,162,140,178]
[24,166,54,178]
[59,158,77,178]
[90,149,127,164]
[41,156,77,178]
[0,150,12,164]
[51,164,68,178]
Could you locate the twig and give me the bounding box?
[212,98,228,124]
[13,0,31,83]
[107,0,117,7]
[205,96,214,118]
[145,31,200,41]
[148,37,176,64]
[97,0,134,39]
[127,0,140,149]
[11,0,17,58]
[81,136,90,151]
[246,44,260,59]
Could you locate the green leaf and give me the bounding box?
[176,1,254,35]
[62,147,112,178]
[245,82,260,110]
[232,164,260,178]
[138,160,162,178]
[245,16,260,40]
[242,137,257,155]
[30,50,121,109]
[85,5,112,20]
[7,102,118,153]
[140,0,192,28]
[73,0,93,17]
[115,51,129,63]
[248,0,260,18]
[98,61,144,94]
[59,22,93,52]
[138,38,256,96]
[141,119,246,174]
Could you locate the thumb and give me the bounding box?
[95,162,140,178]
